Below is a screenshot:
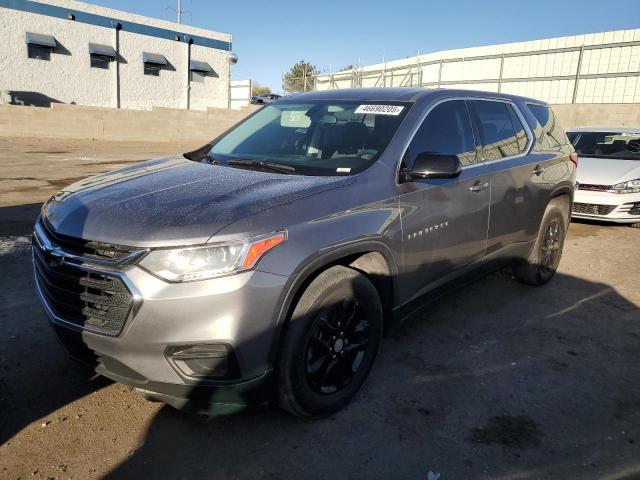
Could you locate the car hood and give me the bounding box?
[576,157,640,185]
[42,156,354,247]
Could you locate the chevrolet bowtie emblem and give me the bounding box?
[47,248,66,267]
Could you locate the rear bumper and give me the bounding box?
[571,190,640,224]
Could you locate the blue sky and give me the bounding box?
[86,0,640,92]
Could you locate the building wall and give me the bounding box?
[316,29,640,105]
[0,0,232,110]
[229,79,252,110]
[552,103,640,129]
[189,43,231,111]
[0,103,259,143]
[0,102,633,145]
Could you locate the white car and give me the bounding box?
[568,127,640,228]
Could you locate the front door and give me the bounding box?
[397,99,490,305]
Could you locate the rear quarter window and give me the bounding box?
[527,104,569,150]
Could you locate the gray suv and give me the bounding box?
[33,88,576,417]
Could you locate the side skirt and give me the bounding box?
[392,240,534,325]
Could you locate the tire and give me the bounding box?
[513,199,567,286]
[630,223,640,229]
[276,265,383,417]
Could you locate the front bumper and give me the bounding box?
[35,248,291,412]
[571,189,640,224]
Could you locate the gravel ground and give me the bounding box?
[0,138,639,480]
[0,138,198,208]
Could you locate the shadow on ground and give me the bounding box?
[0,203,112,446]
[101,267,640,480]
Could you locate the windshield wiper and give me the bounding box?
[227,159,297,174]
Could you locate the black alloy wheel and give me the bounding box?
[276,265,383,417]
[305,298,372,395]
[540,219,562,276]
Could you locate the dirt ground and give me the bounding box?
[0,138,199,208]
[0,138,639,480]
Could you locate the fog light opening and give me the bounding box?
[168,344,230,379]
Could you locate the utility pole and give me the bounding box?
[166,1,188,24]
[382,55,386,88]
[329,64,333,90]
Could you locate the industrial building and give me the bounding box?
[0,0,235,110]
[315,29,640,104]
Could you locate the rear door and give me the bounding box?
[398,99,490,304]
[468,99,547,256]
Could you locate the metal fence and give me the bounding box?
[309,39,640,104]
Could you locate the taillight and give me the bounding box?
[569,152,578,166]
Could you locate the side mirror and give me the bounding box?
[403,152,462,181]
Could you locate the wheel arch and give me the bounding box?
[266,241,399,369]
[549,187,573,223]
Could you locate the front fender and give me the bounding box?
[264,238,400,369]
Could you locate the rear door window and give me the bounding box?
[408,100,477,167]
[471,100,527,161]
[527,103,569,150]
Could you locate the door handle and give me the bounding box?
[469,181,489,192]
[532,165,545,176]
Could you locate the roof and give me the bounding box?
[567,126,640,133]
[281,88,429,103]
[279,87,546,105]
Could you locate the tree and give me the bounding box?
[251,84,271,96]
[283,60,319,93]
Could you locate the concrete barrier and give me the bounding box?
[551,104,640,129]
[0,102,637,144]
[0,103,259,143]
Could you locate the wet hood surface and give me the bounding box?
[42,156,353,247]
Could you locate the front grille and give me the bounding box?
[577,183,610,192]
[33,235,135,336]
[572,203,616,216]
[41,219,138,262]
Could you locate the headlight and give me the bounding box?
[608,179,640,194]
[139,232,285,282]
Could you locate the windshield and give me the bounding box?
[567,131,640,160]
[208,101,410,176]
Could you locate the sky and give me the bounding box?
[86,0,640,92]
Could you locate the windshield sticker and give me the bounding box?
[354,105,404,116]
[281,110,311,128]
[336,167,351,173]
